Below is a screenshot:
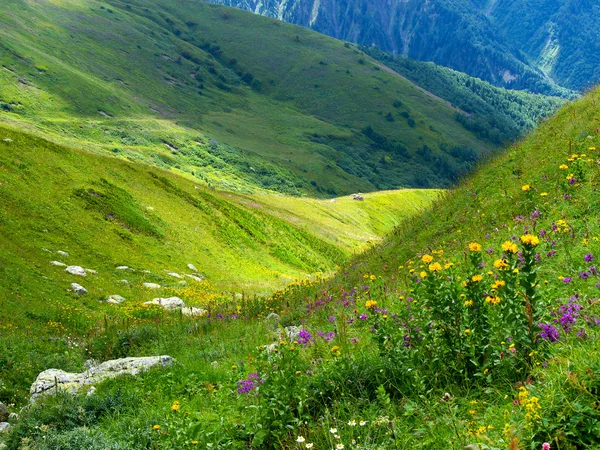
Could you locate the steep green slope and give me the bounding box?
[0,0,494,194]
[0,124,436,298]
[0,90,600,450]
[488,0,600,91]
[363,46,566,144]
[208,0,585,94]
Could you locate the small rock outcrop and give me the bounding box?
[116,266,131,270]
[185,274,204,282]
[351,193,364,201]
[181,307,206,317]
[187,263,198,272]
[144,297,185,310]
[0,422,9,434]
[71,283,88,295]
[167,272,182,279]
[65,266,86,276]
[106,295,126,304]
[143,282,161,289]
[29,356,173,401]
[50,261,67,267]
[85,269,98,275]
[57,250,69,257]
[0,402,8,422]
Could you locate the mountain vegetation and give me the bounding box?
[0,0,502,194]
[1,64,600,450]
[363,46,565,144]
[208,0,599,93]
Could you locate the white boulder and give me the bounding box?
[143,282,161,289]
[65,266,86,276]
[50,261,67,267]
[106,295,126,304]
[144,297,185,310]
[30,356,173,401]
[71,283,87,295]
[187,263,198,272]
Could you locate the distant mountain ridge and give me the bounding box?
[208,0,598,93]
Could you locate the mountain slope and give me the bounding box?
[0,0,497,194]
[208,0,597,93]
[0,124,437,300]
[3,80,600,450]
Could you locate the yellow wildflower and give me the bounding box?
[422,254,434,264]
[365,300,377,309]
[464,300,474,307]
[494,259,508,269]
[540,192,548,197]
[465,329,471,335]
[420,271,428,278]
[559,164,569,170]
[429,262,442,272]
[153,425,161,431]
[522,184,531,191]
[444,262,454,269]
[520,234,540,246]
[471,274,483,282]
[468,242,482,252]
[485,296,501,305]
[171,401,180,412]
[502,241,518,254]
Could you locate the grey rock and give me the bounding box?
[145,297,185,310]
[106,295,126,304]
[116,266,131,270]
[181,307,206,317]
[142,270,152,274]
[87,386,96,397]
[0,422,9,434]
[30,356,173,401]
[119,279,129,284]
[85,269,98,275]
[266,313,280,322]
[50,261,67,267]
[167,272,182,279]
[284,326,303,341]
[57,250,69,257]
[184,274,204,282]
[2,138,12,143]
[351,193,364,201]
[143,282,161,289]
[71,283,88,295]
[65,266,86,276]
[187,263,198,272]
[0,402,8,422]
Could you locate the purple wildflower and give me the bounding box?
[538,323,560,342]
[585,253,594,262]
[297,330,313,346]
[358,314,368,321]
[562,277,572,283]
[531,210,540,220]
[327,315,336,323]
[579,271,591,280]
[546,250,557,258]
[539,229,547,237]
[237,372,264,394]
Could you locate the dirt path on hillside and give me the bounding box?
[375,62,468,116]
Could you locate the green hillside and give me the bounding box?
[0,0,496,194]
[1,85,598,449]
[363,46,567,144]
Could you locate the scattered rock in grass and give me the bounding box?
[187,263,198,272]
[85,269,97,275]
[181,307,206,317]
[87,386,96,397]
[56,250,69,257]
[30,356,174,401]
[142,270,151,274]
[71,283,88,295]
[265,313,280,324]
[0,402,8,421]
[65,266,86,276]
[2,138,12,143]
[116,266,132,270]
[144,297,185,310]
[106,295,126,304]
[284,326,303,341]
[0,422,9,434]
[143,282,161,289]
[167,272,182,278]
[351,193,364,201]
[50,260,67,267]
[119,279,129,284]
[184,274,204,282]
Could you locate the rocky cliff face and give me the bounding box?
[208,0,598,93]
